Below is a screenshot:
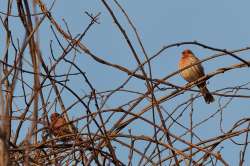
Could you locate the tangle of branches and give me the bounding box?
[0,1,250,166]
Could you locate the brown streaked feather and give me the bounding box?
[198,83,214,104]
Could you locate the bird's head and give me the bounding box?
[182,49,193,56]
[50,112,60,121]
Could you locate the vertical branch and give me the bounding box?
[188,95,194,166]
[0,65,8,166]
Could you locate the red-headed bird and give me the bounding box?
[50,113,80,141]
[178,49,214,104]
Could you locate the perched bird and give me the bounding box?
[50,113,78,141]
[50,113,91,163]
[178,49,214,104]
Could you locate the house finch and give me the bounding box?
[178,49,214,104]
[50,113,91,163]
[50,113,80,141]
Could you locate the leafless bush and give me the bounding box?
[0,1,250,165]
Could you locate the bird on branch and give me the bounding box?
[179,49,214,104]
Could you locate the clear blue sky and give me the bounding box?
[1,0,250,165]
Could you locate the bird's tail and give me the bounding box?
[198,83,214,104]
